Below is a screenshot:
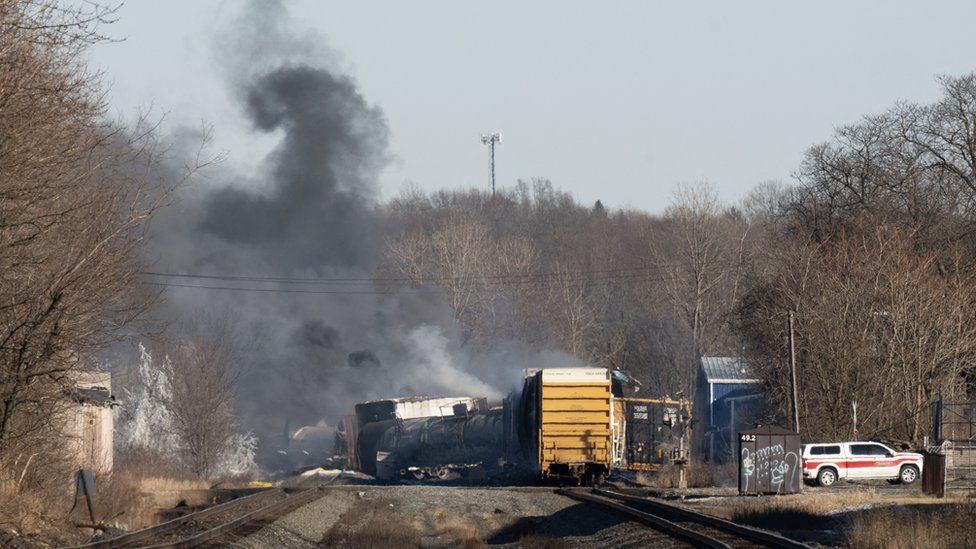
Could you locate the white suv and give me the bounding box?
[801,442,923,487]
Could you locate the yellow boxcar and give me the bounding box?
[535,368,612,482]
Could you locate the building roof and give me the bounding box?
[68,370,113,406]
[71,386,114,407]
[700,357,761,384]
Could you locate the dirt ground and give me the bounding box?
[174,477,976,548]
[678,480,975,547]
[230,485,691,548]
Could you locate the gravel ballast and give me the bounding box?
[228,485,690,548]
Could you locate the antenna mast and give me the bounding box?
[480,132,501,196]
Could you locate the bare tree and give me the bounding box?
[164,317,243,478]
[0,0,205,493]
[654,182,750,360]
[739,222,976,443]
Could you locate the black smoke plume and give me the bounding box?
[143,1,581,469]
[142,1,510,468]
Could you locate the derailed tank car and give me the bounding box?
[357,409,507,481]
[338,396,487,470]
[343,367,687,484]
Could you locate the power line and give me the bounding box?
[141,259,747,296]
[139,258,743,286]
[142,281,418,295]
[141,265,661,284]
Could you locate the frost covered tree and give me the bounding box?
[119,342,256,478]
[118,344,180,454]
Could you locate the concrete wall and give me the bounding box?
[65,371,114,473]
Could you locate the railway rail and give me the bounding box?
[65,476,338,549]
[557,487,812,549]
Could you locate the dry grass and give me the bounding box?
[719,489,953,525]
[695,489,976,547]
[64,447,213,533]
[421,506,486,546]
[322,498,424,548]
[89,472,212,531]
[636,461,736,489]
[846,501,976,549]
[723,489,878,524]
[131,476,210,492]
[88,473,143,526]
[0,481,59,535]
[324,521,423,548]
[727,499,833,531]
[0,451,81,544]
[114,447,200,484]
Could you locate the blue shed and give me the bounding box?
[693,357,763,462]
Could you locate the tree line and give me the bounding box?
[380,73,976,446]
[4,1,976,523]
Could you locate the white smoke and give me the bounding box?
[400,325,502,399]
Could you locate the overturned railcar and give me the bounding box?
[357,409,507,481]
[339,396,487,470]
[343,367,688,484]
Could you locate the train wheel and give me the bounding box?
[434,466,451,480]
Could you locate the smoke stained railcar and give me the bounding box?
[617,397,691,471]
[341,368,691,484]
[346,396,488,475]
[361,409,506,480]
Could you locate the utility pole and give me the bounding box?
[788,310,800,433]
[480,132,501,196]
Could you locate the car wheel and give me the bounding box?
[899,465,919,484]
[817,468,837,487]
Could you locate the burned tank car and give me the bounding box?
[356,410,506,480]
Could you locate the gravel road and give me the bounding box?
[227,485,691,548]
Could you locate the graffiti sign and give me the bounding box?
[738,427,801,494]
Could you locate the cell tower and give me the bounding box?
[480,132,501,196]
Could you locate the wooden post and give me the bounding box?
[788,310,800,433]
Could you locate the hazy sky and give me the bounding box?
[88,1,976,212]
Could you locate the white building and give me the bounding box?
[66,371,115,473]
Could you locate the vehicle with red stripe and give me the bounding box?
[801,442,922,487]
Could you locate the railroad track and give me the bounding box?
[65,477,338,549]
[557,487,812,549]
